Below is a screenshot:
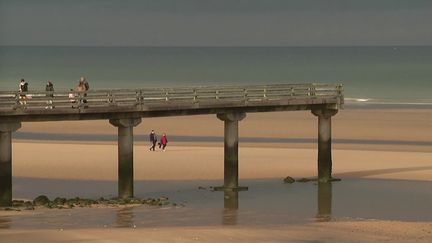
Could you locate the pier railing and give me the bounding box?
[0,83,343,112]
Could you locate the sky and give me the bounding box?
[1,0,432,46]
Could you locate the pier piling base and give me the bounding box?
[222,190,239,225]
[316,182,332,222]
[110,118,142,199]
[0,122,21,207]
[312,109,338,183]
[215,112,247,191]
[224,190,239,210]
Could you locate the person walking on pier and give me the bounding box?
[45,81,54,109]
[69,89,77,108]
[159,133,168,151]
[79,76,90,91]
[149,130,157,151]
[77,77,88,107]
[18,78,29,107]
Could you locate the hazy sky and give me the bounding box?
[1,0,432,46]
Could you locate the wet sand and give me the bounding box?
[2,108,432,242]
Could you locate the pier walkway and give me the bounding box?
[0,83,343,206]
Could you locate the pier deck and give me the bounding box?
[0,83,343,206]
[0,83,342,121]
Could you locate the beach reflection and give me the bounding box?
[222,190,239,225]
[316,182,332,222]
[0,216,11,229]
[5,178,432,229]
[115,207,135,228]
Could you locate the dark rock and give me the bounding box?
[19,195,172,209]
[24,205,35,210]
[24,201,33,207]
[296,178,312,183]
[53,197,67,205]
[118,198,129,205]
[12,200,26,207]
[33,195,50,206]
[78,198,95,206]
[67,197,79,204]
[283,176,295,183]
[129,198,142,204]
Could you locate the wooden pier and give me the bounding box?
[0,83,343,206]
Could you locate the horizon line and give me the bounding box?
[1,44,432,48]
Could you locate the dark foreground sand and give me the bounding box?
[1,220,431,243]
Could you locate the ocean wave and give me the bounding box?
[345,98,372,102]
[344,97,432,109]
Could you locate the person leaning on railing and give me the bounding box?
[45,81,54,109]
[76,81,86,106]
[76,77,89,107]
[69,89,77,108]
[77,77,90,108]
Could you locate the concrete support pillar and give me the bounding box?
[312,109,338,182]
[0,122,21,207]
[109,118,142,199]
[216,112,246,191]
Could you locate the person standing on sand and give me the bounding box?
[149,130,157,151]
[160,133,168,151]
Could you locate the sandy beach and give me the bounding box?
[17,108,432,152]
[11,108,432,181]
[10,144,432,182]
[2,108,432,242]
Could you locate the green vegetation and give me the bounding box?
[2,195,171,211]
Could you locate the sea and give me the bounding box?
[2,178,432,229]
[1,46,432,106]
